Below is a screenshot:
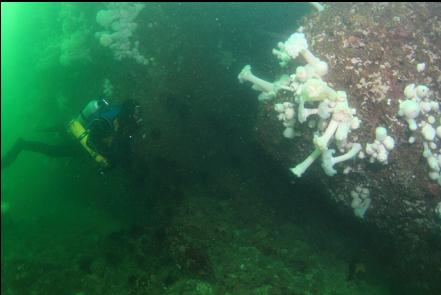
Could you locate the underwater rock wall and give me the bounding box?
[248,2,441,291]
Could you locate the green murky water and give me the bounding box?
[0,3,424,295]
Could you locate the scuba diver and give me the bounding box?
[1,98,143,171]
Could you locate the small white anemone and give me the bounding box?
[398,100,420,131]
[421,124,436,141]
[300,78,336,102]
[375,127,388,141]
[283,127,297,139]
[99,33,114,47]
[295,66,310,82]
[321,143,362,176]
[417,63,426,72]
[314,100,354,151]
[290,148,321,177]
[317,101,332,119]
[272,42,291,67]
[284,108,295,120]
[436,126,441,139]
[284,32,308,60]
[298,105,318,123]
[238,65,274,93]
[238,65,278,101]
[416,85,430,99]
[351,186,371,219]
[274,103,284,113]
[404,84,417,100]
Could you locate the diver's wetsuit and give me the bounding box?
[2,99,141,172]
[1,132,90,170]
[2,112,132,170]
[1,126,131,170]
[7,138,82,159]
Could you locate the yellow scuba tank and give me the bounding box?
[66,119,109,167]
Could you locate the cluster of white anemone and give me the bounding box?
[350,186,371,219]
[274,102,298,139]
[95,3,150,65]
[397,84,441,185]
[423,143,441,185]
[238,31,362,177]
[364,127,395,164]
[276,33,361,177]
